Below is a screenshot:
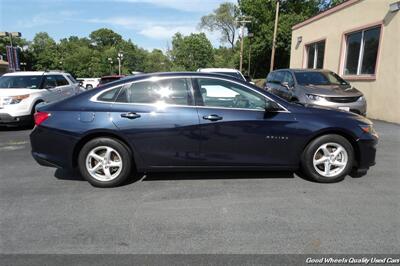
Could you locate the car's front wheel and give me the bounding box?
[78,138,132,187]
[301,134,354,183]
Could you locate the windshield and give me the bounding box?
[294,71,348,86]
[0,75,43,89]
[215,72,244,81]
[100,77,121,84]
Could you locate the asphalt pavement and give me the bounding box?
[0,121,399,255]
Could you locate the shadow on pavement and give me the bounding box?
[54,168,85,181]
[0,125,34,131]
[144,171,295,181]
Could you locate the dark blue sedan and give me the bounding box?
[30,72,378,187]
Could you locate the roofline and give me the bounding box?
[292,0,361,30]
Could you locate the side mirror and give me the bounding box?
[281,82,294,90]
[264,101,282,112]
[45,84,55,89]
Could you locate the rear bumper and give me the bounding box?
[30,126,78,169]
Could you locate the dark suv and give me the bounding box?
[265,69,366,115]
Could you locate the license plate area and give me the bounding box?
[338,106,350,111]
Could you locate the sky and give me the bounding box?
[0,0,236,50]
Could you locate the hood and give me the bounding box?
[300,84,363,97]
[0,88,36,97]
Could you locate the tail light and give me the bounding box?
[34,112,51,126]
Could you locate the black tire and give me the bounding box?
[86,84,93,90]
[78,137,132,187]
[300,134,354,183]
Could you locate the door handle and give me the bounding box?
[203,114,223,121]
[121,112,141,119]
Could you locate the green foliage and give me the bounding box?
[169,33,214,71]
[143,49,171,73]
[199,2,238,49]
[239,0,324,78]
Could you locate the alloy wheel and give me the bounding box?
[85,146,123,181]
[312,142,348,178]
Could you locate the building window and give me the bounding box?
[306,40,325,69]
[344,26,381,75]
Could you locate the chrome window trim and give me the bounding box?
[90,75,290,113]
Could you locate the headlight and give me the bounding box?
[359,124,378,137]
[306,94,325,101]
[357,96,365,102]
[2,94,30,105]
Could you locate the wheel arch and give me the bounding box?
[302,129,360,168]
[72,131,141,170]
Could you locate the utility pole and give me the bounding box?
[236,17,251,73]
[247,33,254,76]
[270,0,280,72]
[117,52,123,75]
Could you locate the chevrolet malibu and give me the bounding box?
[30,72,378,187]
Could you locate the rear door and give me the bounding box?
[41,75,62,102]
[109,77,201,168]
[194,77,298,167]
[55,75,75,98]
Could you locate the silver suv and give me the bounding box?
[265,69,366,116]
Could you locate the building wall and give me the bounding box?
[290,0,400,123]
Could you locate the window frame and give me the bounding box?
[303,39,326,69]
[339,22,383,80]
[92,75,289,113]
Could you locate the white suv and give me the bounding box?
[0,71,80,126]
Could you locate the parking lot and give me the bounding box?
[0,120,399,254]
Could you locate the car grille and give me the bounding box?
[325,96,360,103]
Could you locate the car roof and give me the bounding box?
[198,68,241,73]
[100,75,125,79]
[3,71,69,76]
[272,68,331,73]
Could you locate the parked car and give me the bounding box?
[265,69,367,115]
[77,78,100,90]
[30,72,378,187]
[97,75,125,87]
[0,71,80,126]
[197,68,250,82]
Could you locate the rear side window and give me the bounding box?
[115,78,192,106]
[97,86,122,102]
[55,75,69,86]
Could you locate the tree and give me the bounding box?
[89,28,123,48]
[143,49,171,73]
[30,32,59,70]
[199,2,238,49]
[239,0,323,77]
[170,33,214,71]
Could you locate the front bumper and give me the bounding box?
[356,136,378,170]
[305,98,367,116]
[0,113,32,126]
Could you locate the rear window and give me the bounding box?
[97,86,122,102]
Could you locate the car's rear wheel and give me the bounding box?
[301,134,354,183]
[78,138,132,187]
[86,84,93,90]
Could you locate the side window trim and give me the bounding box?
[93,77,195,106]
[193,77,288,112]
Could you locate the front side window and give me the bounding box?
[306,40,325,69]
[0,75,43,89]
[116,78,192,106]
[197,78,280,111]
[282,71,294,86]
[55,75,69,86]
[344,26,381,75]
[43,75,58,88]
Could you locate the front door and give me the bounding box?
[194,77,298,167]
[109,77,201,168]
